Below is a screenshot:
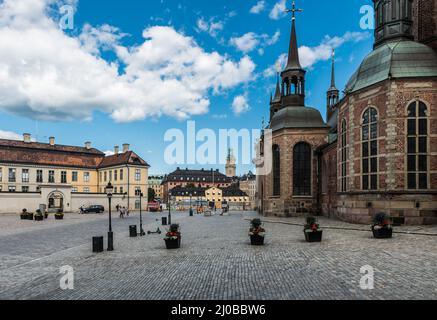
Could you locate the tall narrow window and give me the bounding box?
[84,172,90,183]
[340,120,347,192]
[0,167,3,182]
[61,171,67,184]
[362,107,378,190]
[135,169,141,181]
[48,170,55,183]
[22,169,29,183]
[272,145,281,196]
[72,171,78,182]
[407,101,428,189]
[8,168,16,182]
[36,170,43,183]
[293,142,312,196]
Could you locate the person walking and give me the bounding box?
[119,206,125,219]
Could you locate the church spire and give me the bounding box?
[285,1,303,70]
[273,73,281,102]
[279,0,306,107]
[327,49,339,120]
[328,50,338,91]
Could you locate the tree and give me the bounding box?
[148,188,156,201]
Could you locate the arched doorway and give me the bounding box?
[48,192,64,212]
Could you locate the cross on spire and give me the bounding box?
[285,1,303,20]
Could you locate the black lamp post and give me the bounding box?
[139,192,145,236]
[189,193,193,216]
[168,192,172,225]
[106,182,114,251]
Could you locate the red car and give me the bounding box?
[148,202,161,212]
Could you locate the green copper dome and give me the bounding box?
[346,40,437,93]
[270,106,328,132]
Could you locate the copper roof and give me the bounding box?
[0,139,149,169]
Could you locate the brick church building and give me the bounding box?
[257,0,437,225]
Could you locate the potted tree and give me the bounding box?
[34,210,44,221]
[20,209,29,220]
[372,212,393,239]
[249,218,265,246]
[164,224,181,249]
[304,216,323,243]
[55,209,64,220]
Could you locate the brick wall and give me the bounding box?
[414,0,437,51]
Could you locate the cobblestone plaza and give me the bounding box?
[0,212,436,300]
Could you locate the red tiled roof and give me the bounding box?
[0,139,104,169]
[99,151,150,169]
[0,139,149,169]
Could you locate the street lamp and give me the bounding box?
[168,192,172,225]
[139,192,145,236]
[189,193,193,216]
[106,182,114,251]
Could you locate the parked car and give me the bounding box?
[81,205,105,214]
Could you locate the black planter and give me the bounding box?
[372,227,393,239]
[34,215,44,221]
[92,236,104,253]
[250,235,265,246]
[27,213,34,220]
[55,214,64,220]
[304,230,323,243]
[20,214,28,220]
[165,238,181,249]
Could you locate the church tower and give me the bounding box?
[269,74,282,120]
[279,5,306,109]
[373,0,415,48]
[225,148,236,178]
[326,50,339,121]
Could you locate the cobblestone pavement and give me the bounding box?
[0,212,436,300]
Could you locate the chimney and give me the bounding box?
[85,141,91,150]
[49,137,55,146]
[23,133,31,143]
[122,143,130,152]
[114,146,119,154]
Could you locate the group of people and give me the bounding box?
[116,204,129,218]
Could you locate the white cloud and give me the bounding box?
[230,30,280,54]
[0,0,256,123]
[232,95,250,115]
[269,0,287,20]
[230,33,260,53]
[196,17,224,38]
[0,130,22,140]
[250,1,266,14]
[263,31,370,76]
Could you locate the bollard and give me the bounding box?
[129,225,138,237]
[92,236,104,253]
[162,217,168,226]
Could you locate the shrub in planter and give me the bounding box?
[55,209,64,220]
[372,213,393,239]
[249,218,265,246]
[20,209,29,220]
[304,216,323,243]
[34,210,44,221]
[164,224,181,249]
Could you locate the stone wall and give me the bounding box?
[261,128,329,217]
[319,142,338,218]
[334,77,437,225]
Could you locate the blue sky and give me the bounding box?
[0,0,374,175]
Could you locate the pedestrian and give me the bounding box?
[126,207,130,217]
[116,204,120,213]
[119,206,124,219]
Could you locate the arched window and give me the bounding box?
[407,101,428,189]
[293,142,312,196]
[340,120,347,192]
[362,107,378,190]
[272,145,281,196]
